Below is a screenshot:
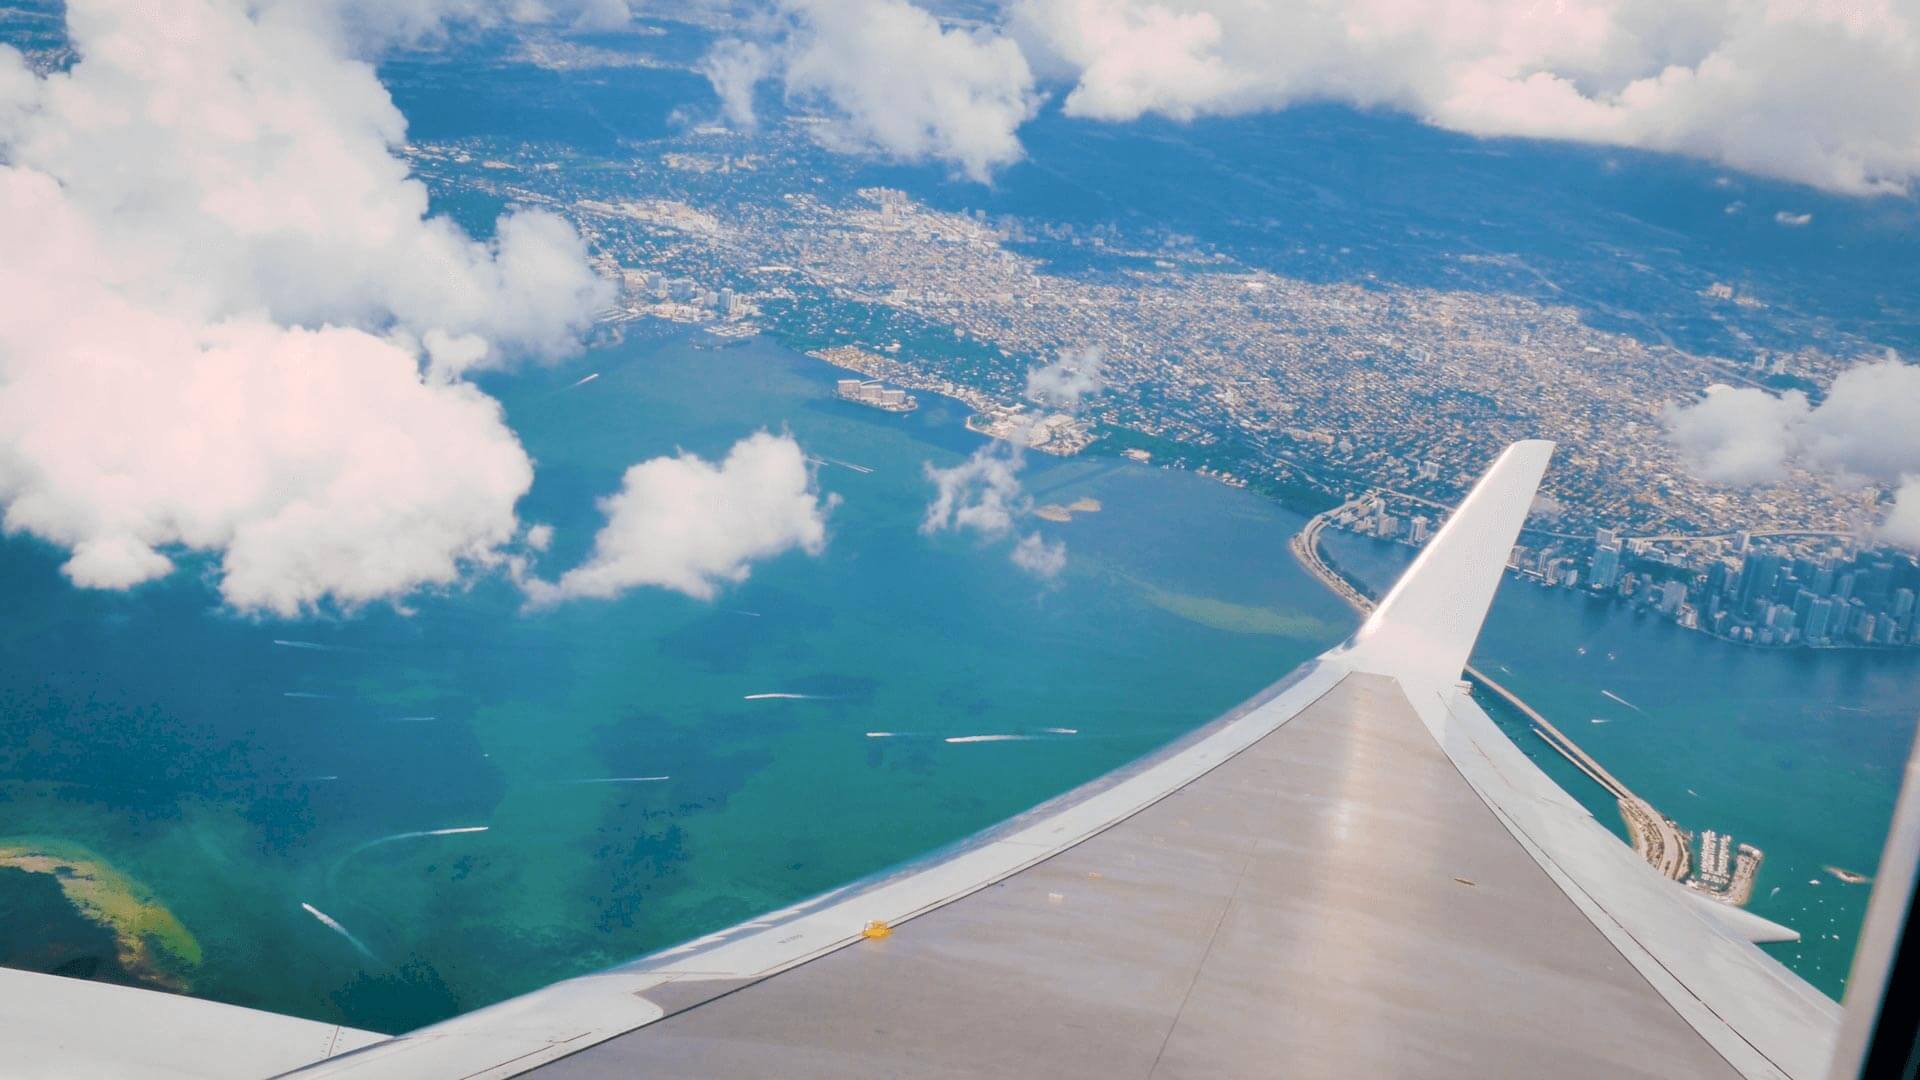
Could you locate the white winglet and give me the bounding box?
[1341,440,1555,687]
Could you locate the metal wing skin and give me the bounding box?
[0,966,382,1079]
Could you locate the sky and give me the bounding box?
[0,0,1915,618]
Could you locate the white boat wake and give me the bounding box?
[743,692,836,701]
[808,456,875,475]
[347,826,489,859]
[273,639,358,653]
[328,826,490,893]
[300,902,378,961]
[1600,689,1646,713]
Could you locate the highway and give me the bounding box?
[1291,498,1691,881]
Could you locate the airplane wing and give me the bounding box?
[0,441,1853,1078]
[263,440,1838,1079]
[0,965,382,1079]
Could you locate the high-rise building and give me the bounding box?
[1806,598,1834,643]
[1658,580,1688,614]
[1835,598,1865,640]
[1791,588,1817,628]
[1737,552,1782,614]
[1589,542,1623,591]
[1704,559,1734,600]
[1791,558,1820,587]
[1861,560,1895,604]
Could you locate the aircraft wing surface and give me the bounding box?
[0,966,381,1079]
[275,441,1838,1080]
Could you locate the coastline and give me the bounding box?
[0,839,201,990]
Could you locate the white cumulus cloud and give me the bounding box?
[921,439,1066,577]
[1010,531,1067,578]
[703,0,1041,181]
[923,440,1030,538]
[701,38,774,128]
[1663,383,1807,486]
[1025,346,1106,410]
[1664,359,1920,547]
[1011,0,1920,195]
[1886,479,1920,548]
[0,0,613,613]
[706,0,1920,194]
[526,432,834,604]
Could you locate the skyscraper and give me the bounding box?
[1807,598,1834,643]
[1737,552,1782,615]
[1589,542,1623,591]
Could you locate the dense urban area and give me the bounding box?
[407,101,1916,651]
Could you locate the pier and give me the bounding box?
[1292,498,1694,882]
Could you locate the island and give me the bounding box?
[1033,498,1102,522]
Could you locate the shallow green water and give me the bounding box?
[0,333,1353,1031]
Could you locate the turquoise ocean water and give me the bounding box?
[0,333,1350,1031]
[0,331,1912,1030]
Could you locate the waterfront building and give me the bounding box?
[1659,579,1688,614]
[1590,542,1623,591]
[1791,588,1817,628]
[1737,552,1783,614]
[1806,598,1834,643]
[1325,496,1916,651]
